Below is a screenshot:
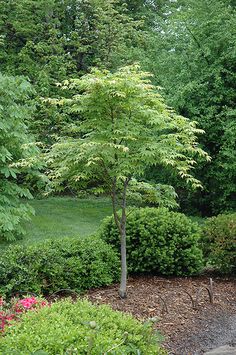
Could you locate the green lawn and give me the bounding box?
[1,197,204,250]
[1,197,112,248]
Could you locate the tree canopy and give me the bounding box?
[0,0,235,240]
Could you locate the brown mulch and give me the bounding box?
[85,275,236,354]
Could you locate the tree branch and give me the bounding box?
[111,178,122,234]
[185,23,210,65]
[121,177,130,228]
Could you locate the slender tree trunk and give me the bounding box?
[119,220,127,298]
[119,178,129,298]
[111,177,129,299]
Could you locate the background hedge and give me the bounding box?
[0,236,120,297]
[202,212,236,274]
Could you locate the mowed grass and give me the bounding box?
[1,197,112,249]
[1,197,204,250]
[24,197,112,242]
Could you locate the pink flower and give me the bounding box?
[15,297,39,311]
[0,295,49,335]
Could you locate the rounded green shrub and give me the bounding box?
[0,299,166,354]
[0,236,120,297]
[100,208,203,276]
[203,212,236,274]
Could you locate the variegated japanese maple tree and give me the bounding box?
[47,65,210,298]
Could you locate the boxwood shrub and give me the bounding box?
[100,208,203,276]
[0,299,166,354]
[0,236,120,297]
[202,212,236,274]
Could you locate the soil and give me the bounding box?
[85,275,236,354]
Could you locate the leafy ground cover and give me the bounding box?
[0,298,166,354]
[0,197,112,249]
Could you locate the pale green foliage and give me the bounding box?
[48,65,209,201]
[127,180,178,209]
[0,73,36,241]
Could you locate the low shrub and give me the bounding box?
[0,298,166,354]
[100,208,203,276]
[202,213,236,274]
[0,236,120,297]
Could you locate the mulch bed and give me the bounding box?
[85,275,236,354]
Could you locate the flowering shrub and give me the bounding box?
[0,296,48,334]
